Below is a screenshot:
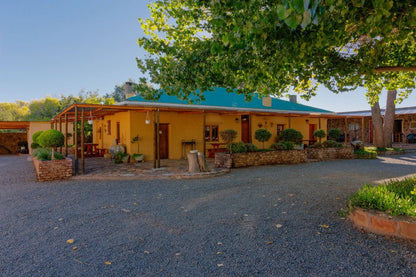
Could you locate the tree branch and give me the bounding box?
[375,66,416,73]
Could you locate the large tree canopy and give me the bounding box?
[137,0,416,102]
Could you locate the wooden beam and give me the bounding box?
[65,114,68,157]
[74,106,78,175]
[361,117,365,143]
[81,108,85,174]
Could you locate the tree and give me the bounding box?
[281,129,303,144]
[137,1,416,147]
[219,129,237,152]
[105,84,127,102]
[254,129,272,149]
[37,130,64,160]
[313,129,326,143]
[328,129,341,141]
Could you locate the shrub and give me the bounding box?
[280,129,303,144]
[254,129,272,149]
[230,142,247,153]
[313,129,326,142]
[328,128,341,141]
[245,143,258,152]
[322,140,343,148]
[271,141,294,150]
[31,142,40,149]
[220,129,237,152]
[349,178,416,217]
[37,130,65,160]
[354,149,377,159]
[309,142,323,148]
[32,148,65,161]
[32,131,44,144]
[114,152,128,164]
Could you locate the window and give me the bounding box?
[349,123,359,131]
[107,120,111,135]
[410,121,416,129]
[276,124,285,137]
[205,125,219,141]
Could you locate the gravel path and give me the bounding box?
[1,154,416,276]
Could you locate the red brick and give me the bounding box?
[370,215,398,235]
[349,208,369,228]
[399,221,416,240]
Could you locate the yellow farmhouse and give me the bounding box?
[53,88,341,162]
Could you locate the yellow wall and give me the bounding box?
[28,122,53,154]
[93,111,329,160]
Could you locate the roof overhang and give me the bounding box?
[0,121,31,129]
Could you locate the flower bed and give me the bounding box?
[348,178,416,240]
[33,157,72,181]
[215,150,307,168]
[307,147,353,161]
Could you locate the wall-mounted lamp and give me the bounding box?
[305,119,310,124]
[235,117,239,123]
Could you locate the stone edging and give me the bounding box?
[349,207,416,240]
[72,168,230,181]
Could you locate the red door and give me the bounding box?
[156,124,169,159]
[309,124,317,144]
[241,115,250,143]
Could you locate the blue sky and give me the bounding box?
[0,0,415,112]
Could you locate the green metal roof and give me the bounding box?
[125,87,333,114]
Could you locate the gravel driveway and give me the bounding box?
[1,154,416,276]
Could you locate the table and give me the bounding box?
[209,142,226,158]
[77,143,105,157]
[181,139,196,159]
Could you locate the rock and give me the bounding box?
[351,140,364,150]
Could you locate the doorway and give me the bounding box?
[393,119,403,143]
[241,115,250,143]
[156,123,169,159]
[309,124,317,144]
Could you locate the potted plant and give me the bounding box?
[131,134,144,162]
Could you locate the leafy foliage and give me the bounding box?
[31,142,40,149]
[230,142,247,153]
[271,141,295,150]
[245,143,258,152]
[137,1,416,103]
[254,129,272,148]
[328,128,341,141]
[313,129,326,142]
[322,140,343,148]
[38,130,65,148]
[280,129,303,143]
[220,129,237,151]
[350,178,416,217]
[32,148,65,161]
[32,131,44,144]
[354,149,378,159]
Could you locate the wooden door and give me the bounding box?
[241,115,250,143]
[309,124,317,142]
[157,124,169,159]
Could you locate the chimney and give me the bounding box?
[124,82,135,98]
[289,95,297,103]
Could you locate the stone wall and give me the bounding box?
[214,153,232,169]
[33,157,73,181]
[307,147,353,161]
[231,150,307,168]
[0,132,27,154]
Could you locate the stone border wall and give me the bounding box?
[307,147,353,161]
[349,207,416,240]
[33,157,73,181]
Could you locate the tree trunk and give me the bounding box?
[197,152,209,172]
[371,101,385,148]
[187,150,200,173]
[383,90,397,147]
[51,147,55,160]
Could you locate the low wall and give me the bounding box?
[0,133,27,154]
[33,157,73,181]
[307,147,353,161]
[349,207,416,240]
[215,150,308,168]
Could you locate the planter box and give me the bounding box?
[33,157,73,181]
[307,147,353,161]
[215,150,307,168]
[349,207,416,240]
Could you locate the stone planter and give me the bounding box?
[307,147,353,161]
[232,150,307,168]
[214,152,232,169]
[33,157,72,181]
[349,207,416,240]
